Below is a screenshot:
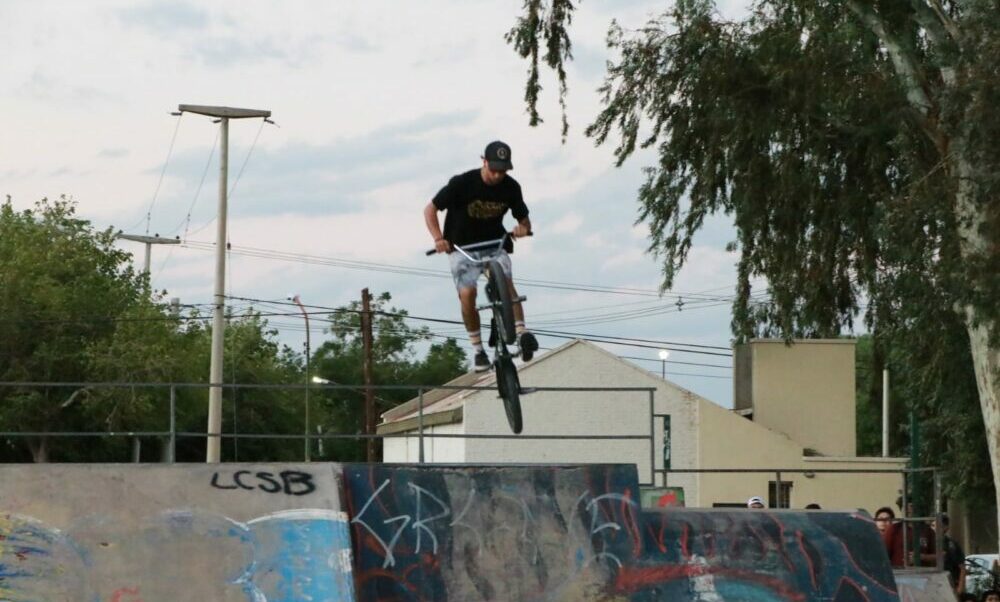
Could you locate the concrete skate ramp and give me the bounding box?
[342,463,900,601]
[623,508,899,601]
[0,463,355,601]
[893,569,957,602]
[1,463,900,601]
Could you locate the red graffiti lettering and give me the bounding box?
[111,586,143,602]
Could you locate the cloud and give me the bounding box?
[18,71,112,105]
[148,110,480,228]
[116,2,209,32]
[550,213,584,235]
[98,148,130,159]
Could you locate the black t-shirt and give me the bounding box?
[432,169,528,252]
[942,535,965,586]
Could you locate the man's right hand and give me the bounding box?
[434,238,451,254]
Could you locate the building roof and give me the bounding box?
[380,339,586,425]
[378,338,710,433]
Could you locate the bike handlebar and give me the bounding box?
[425,231,532,256]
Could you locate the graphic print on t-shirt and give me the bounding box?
[467,200,507,219]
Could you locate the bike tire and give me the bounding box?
[495,356,523,434]
[486,260,517,346]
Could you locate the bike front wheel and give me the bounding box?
[486,260,517,345]
[495,356,523,434]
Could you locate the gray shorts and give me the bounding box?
[449,250,512,290]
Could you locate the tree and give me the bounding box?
[509,0,1000,539]
[856,332,992,510]
[0,197,308,463]
[310,292,466,461]
[0,197,145,462]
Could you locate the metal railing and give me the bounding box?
[1,381,953,567]
[0,381,659,484]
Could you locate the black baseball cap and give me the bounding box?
[484,140,513,171]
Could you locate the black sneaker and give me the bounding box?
[518,331,539,361]
[473,350,491,372]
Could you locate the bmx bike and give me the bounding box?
[427,233,530,434]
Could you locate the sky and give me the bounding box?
[1,0,756,406]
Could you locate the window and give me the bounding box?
[662,415,671,470]
[768,480,793,508]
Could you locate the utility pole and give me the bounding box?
[116,232,180,463]
[177,104,271,463]
[361,288,376,462]
[116,233,180,275]
[291,294,311,461]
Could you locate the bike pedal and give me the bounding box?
[513,296,527,303]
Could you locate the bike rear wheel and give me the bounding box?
[495,356,523,434]
[486,260,517,345]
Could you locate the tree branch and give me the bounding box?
[909,0,959,86]
[908,0,949,48]
[847,1,934,117]
[927,0,962,43]
[60,387,90,409]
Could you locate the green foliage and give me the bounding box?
[0,197,309,463]
[310,292,466,461]
[0,197,144,461]
[506,0,577,139]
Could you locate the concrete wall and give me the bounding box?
[341,463,900,602]
[2,461,902,601]
[0,463,354,601]
[745,339,857,457]
[383,421,466,463]
[342,463,641,600]
[628,508,899,601]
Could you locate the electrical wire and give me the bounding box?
[144,113,184,235]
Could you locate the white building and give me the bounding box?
[378,339,906,512]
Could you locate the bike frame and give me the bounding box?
[450,235,522,362]
[438,233,528,433]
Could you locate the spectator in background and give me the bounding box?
[933,513,966,594]
[805,503,821,510]
[957,594,976,602]
[981,590,1000,602]
[882,498,936,567]
[874,506,895,536]
[747,496,765,509]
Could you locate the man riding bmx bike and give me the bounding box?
[423,140,538,372]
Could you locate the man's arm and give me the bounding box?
[424,202,451,253]
[513,216,532,238]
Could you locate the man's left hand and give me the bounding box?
[512,224,531,238]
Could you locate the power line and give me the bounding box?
[144,113,184,235]
[226,296,734,358]
[184,241,768,304]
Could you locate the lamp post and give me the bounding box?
[290,294,311,461]
[658,349,670,379]
[312,376,331,459]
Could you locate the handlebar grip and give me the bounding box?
[425,249,437,256]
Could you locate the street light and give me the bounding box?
[289,294,311,461]
[658,349,670,379]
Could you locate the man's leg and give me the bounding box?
[459,286,490,372]
[507,278,538,361]
[450,253,490,372]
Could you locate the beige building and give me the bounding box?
[379,338,906,513]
